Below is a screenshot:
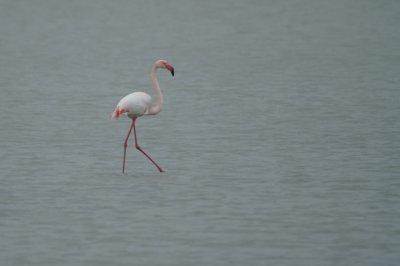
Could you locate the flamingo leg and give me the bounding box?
[132,119,165,172]
[122,119,135,174]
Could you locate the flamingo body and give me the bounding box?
[112,92,152,119]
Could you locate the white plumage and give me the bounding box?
[114,92,152,118]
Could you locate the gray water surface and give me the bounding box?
[1,0,400,265]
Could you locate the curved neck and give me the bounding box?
[149,64,163,115]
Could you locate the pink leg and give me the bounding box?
[122,119,135,174]
[132,119,165,172]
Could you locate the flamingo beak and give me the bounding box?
[165,63,174,76]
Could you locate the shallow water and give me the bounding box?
[1,0,400,265]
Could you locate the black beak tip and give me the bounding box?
[171,69,174,76]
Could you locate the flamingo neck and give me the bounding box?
[149,64,163,115]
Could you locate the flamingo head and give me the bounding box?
[157,60,174,76]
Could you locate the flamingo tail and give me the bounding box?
[112,107,128,119]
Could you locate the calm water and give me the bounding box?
[1,0,399,265]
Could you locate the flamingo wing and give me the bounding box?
[112,92,152,118]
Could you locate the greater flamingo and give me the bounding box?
[112,59,174,174]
